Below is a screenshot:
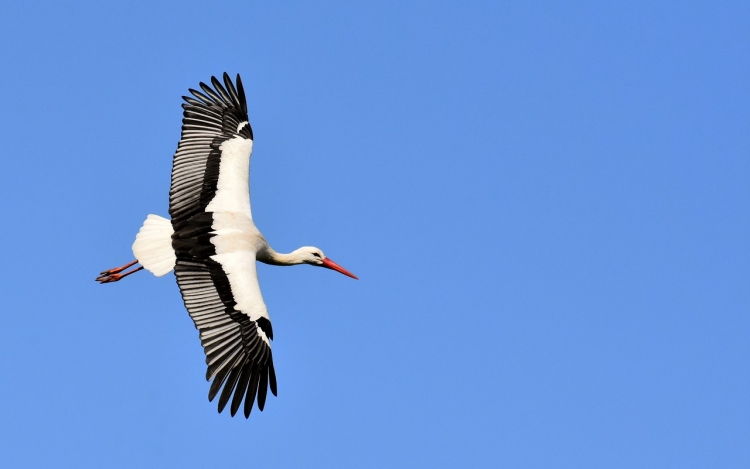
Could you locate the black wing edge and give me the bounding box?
[208,351,278,419]
[181,72,253,140]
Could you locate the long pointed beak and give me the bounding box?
[321,258,358,280]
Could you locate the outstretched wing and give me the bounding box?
[173,254,276,418]
[169,72,254,222]
[169,74,276,418]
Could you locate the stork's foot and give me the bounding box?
[96,261,143,284]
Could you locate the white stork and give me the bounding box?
[96,73,357,418]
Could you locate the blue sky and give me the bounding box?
[0,1,747,467]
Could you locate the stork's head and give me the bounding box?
[295,246,358,279]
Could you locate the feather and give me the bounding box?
[231,363,253,417]
[236,74,247,114]
[188,88,216,106]
[258,365,269,411]
[217,364,243,413]
[269,360,277,396]
[223,72,241,108]
[211,75,232,105]
[243,365,260,418]
[199,81,225,106]
[208,355,236,400]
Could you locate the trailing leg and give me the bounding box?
[96,260,144,283]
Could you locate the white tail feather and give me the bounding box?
[132,214,175,277]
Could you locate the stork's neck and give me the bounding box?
[256,246,305,266]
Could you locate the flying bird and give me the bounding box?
[96,73,357,418]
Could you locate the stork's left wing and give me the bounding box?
[172,211,276,418]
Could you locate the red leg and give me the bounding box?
[99,260,138,276]
[96,261,143,284]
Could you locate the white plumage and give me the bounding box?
[132,214,175,277]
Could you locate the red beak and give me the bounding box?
[321,258,358,280]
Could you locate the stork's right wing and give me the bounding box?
[169,72,254,223]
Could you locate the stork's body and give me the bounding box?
[97,73,356,418]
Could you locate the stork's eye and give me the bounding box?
[312,253,321,258]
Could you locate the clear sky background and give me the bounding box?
[0,1,747,467]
